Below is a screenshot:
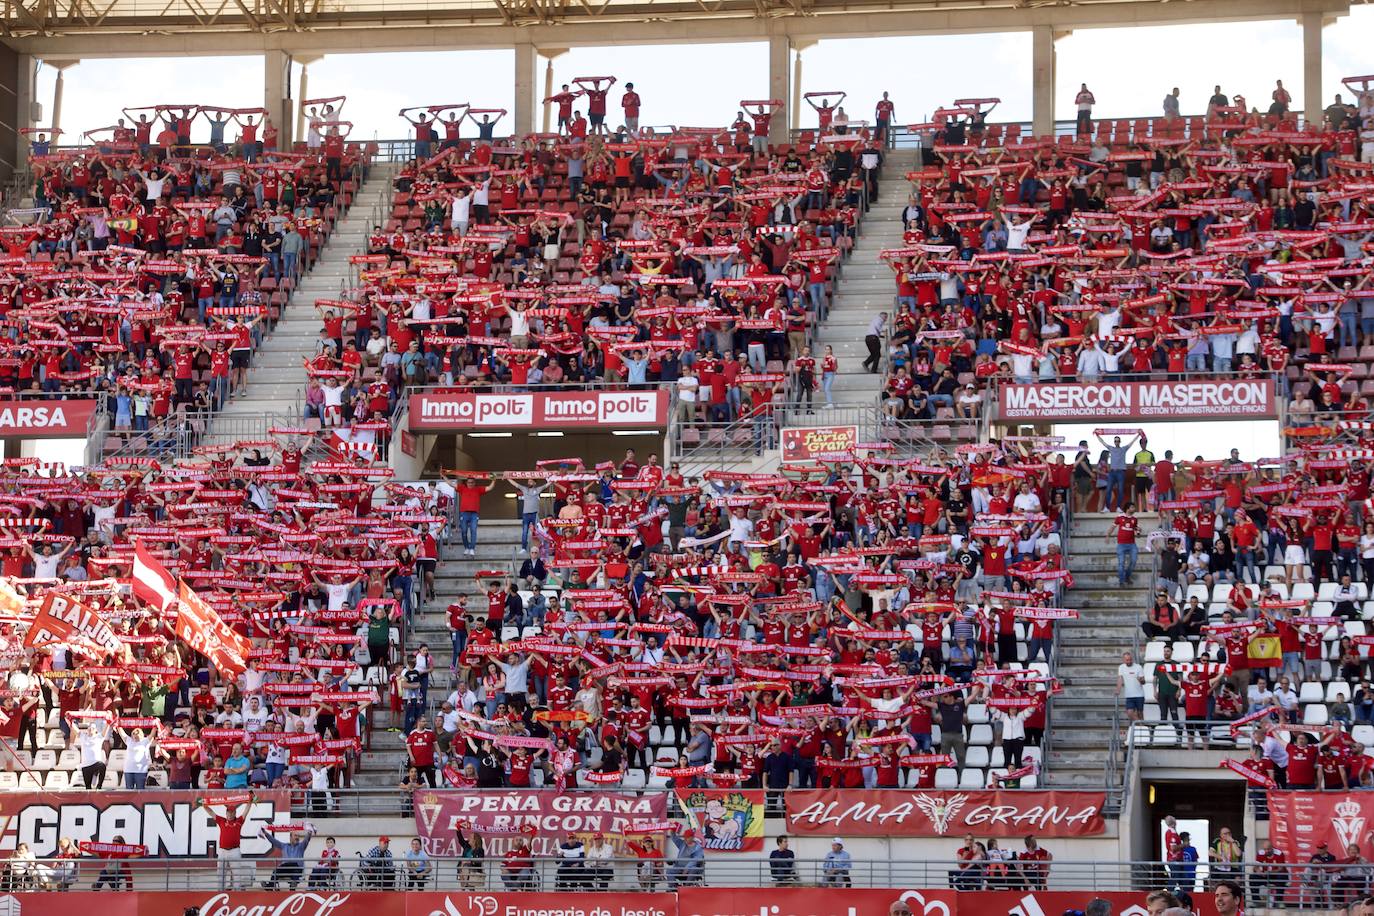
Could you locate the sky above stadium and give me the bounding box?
[32,7,1374,142]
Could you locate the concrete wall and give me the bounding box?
[0,45,21,183]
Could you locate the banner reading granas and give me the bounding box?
[413,790,668,857]
[675,788,765,852]
[784,789,1106,838]
[1269,791,1374,861]
[0,789,291,857]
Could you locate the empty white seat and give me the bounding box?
[1022,747,1043,765]
[17,773,41,790]
[1171,642,1195,662]
[1213,584,1233,603]
[520,626,542,639]
[1264,572,1288,593]
[56,749,80,771]
[1153,725,1180,746]
[1353,725,1374,746]
[1319,582,1341,601]
[1186,583,1211,602]
[42,730,63,749]
[44,770,69,789]
[1020,773,1040,788]
[41,708,60,729]
[1292,583,1316,601]
[935,767,959,788]
[107,749,126,771]
[958,768,985,788]
[1300,682,1326,703]
[1304,705,1330,726]
[964,746,990,768]
[621,770,647,789]
[1347,621,1369,638]
[0,773,15,790]
[1327,682,1352,703]
[966,704,989,724]
[988,746,1006,768]
[968,724,993,746]
[32,749,56,770]
[500,626,520,642]
[1027,662,1050,677]
[1130,724,1152,745]
[1144,642,1167,662]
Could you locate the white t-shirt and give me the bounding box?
[677,375,699,403]
[1118,664,1145,698]
[32,552,62,578]
[325,581,351,611]
[124,737,153,775]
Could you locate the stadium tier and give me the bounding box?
[0,69,1369,916]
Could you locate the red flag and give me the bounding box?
[174,580,251,676]
[132,542,176,611]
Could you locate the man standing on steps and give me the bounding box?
[442,470,497,557]
[1109,504,1141,586]
[1116,650,1146,727]
[863,311,888,373]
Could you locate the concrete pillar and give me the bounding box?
[789,40,817,135]
[1301,11,1324,127]
[264,48,293,149]
[538,48,567,134]
[0,49,30,180]
[293,54,321,143]
[767,34,789,147]
[44,59,77,140]
[513,39,536,138]
[1031,26,1056,139]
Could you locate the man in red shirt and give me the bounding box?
[406,715,438,787]
[197,792,255,890]
[445,471,496,557]
[1109,505,1140,586]
[621,83,641,133]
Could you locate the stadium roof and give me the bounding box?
[1,0,1358,54]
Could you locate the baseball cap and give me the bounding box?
[832,837,844,845]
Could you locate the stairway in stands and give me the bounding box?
[1048,512,1149,787]
[214,163,398,423]
[815,148,919,407]
[359,519,533,785]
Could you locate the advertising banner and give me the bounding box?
[412,790,669,857]
[997,379,1276,421]
[1268,791,1374,862]
[779,425,859,463]
[784,789,1107,838]
[409,390,669,431]
[408,893,676,916]
[0,790,291,857]
[678,888,958,916]
[674,788,765,852]
[0,398,97,437]
[0,889,1222,916]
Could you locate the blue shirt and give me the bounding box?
[224,754,251,789]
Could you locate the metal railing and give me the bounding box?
[0,855,1308,895]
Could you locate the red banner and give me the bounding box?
[784,789,1107,838]
[175,580,252,677]
[412,789,669,857]
[408,893,676,916]
[1269,790,1374,862]
[679,888,958,916]
[0,790,291,858]
[0,398,97,437]
[23,592,124,656]
[409,390,668,431]
[780,425,859,463]
[998,379,1276,421]
[675,788,765,852]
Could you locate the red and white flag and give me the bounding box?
[132,542,176,612]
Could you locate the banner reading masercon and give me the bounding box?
[998,379,1276,422]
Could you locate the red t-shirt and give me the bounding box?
[213,812,248,850]
[407,729,437,767]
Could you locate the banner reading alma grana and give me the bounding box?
[784,789,1107,838]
